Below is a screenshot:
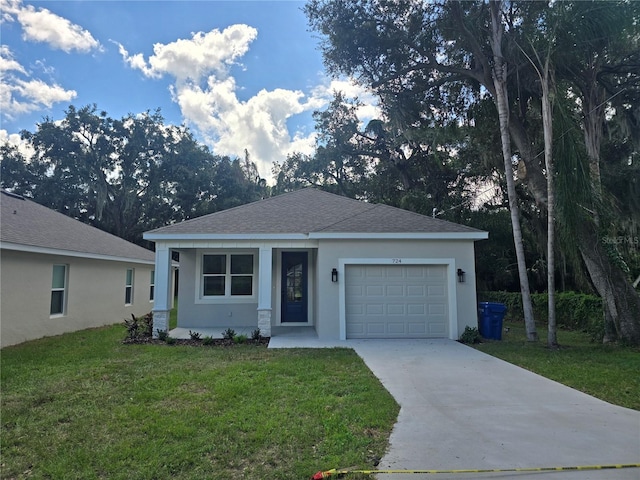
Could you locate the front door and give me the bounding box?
[281,252,308,323]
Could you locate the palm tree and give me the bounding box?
[489,0,538,341]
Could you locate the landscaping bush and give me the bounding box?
[123,312,153,340]
[459,326,481,344]
[222,328,236,340]
[478,291,604,339]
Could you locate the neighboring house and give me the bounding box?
[144,188,488,340]
[1,190,158,347]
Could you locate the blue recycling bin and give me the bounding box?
[478,302,507,340]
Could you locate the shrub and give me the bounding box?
[166,336,176,345]
[189,330,202,341]
[251,329,261,341]
[222,328,236,340]
[156,329,169,341]
[124,312,153,340]
[234,334,248,344]
[124,314,139,340]
[140,313,153,337]
[459,326,481,344]
[478,291,604,340]
[202,336,215,346]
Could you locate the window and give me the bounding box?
[149,270,155,301]
[50,265,67,316]
[125,269,134,305]
[202,254,254,297]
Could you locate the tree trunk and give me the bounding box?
[490,1,537,341]
[580,75,640,344]
[541,60,557,348]
[579,227,640,344]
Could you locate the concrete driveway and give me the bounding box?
[349,339,640,480]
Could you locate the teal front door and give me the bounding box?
[281,252,308,323]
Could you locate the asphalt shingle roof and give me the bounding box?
[1,191,155,262]
[146,188,484,236]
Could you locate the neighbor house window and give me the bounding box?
[149,270,155,301]
[125,269,134,305]
[50,264,68,316]
[202,254,254,297]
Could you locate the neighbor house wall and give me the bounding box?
[315,238,479,340]
[1,250,154,347]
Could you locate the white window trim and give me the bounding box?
[125,268,134,306]
[149,270,155,303]
[195,250,257,304]
[50,264,68,317]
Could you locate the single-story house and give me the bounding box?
[0,190,164,348]
[144,188,488,340]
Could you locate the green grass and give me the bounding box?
[1,325,398,480]
[473,322,640,410]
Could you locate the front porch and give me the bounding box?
[169,326,348,348]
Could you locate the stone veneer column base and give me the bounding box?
[257,309,272,338]
[152,309,170,338]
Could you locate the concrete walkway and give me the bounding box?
[348,339,640,480]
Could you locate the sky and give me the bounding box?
[0,0,378,181]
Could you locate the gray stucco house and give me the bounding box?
[143,188,488,340]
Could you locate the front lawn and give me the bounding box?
[473,321,640,410]
[1,325,399,480]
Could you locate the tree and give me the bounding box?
[305,0,640,344]
[1,105,267,246]
[306,0,538,341]
[488,0,538,341]
[517,6,559,347]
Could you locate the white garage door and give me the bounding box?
[345,264,448,338]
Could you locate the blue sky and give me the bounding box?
[1,0,377,180]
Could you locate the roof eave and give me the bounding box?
[143,231,489,242]
[143,233,311,241]
[0,242,155,265]
[309,232,489,240]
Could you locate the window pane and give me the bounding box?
[203,276,225,296]
[231,255,253,274]
[149,285,154,301]
[231,276,252,295]
[51,291,64,315]
[203,255,226,274]
[125,286,132,304]
[126,269,133,286]
[150,270,155,284]
[52,265,66,289]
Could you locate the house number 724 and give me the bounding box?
[392,258,402,264]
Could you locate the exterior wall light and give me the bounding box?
[457,268,466,283]
[331,268,338,283]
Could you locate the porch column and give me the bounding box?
[152,244,172,338]
[257,246,273,337]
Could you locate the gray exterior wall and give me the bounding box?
[172,238,479,340]
[1,250,154,347]
[177,249,259,329]
[315,238,479,340]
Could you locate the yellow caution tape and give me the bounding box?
[311,463,640,478]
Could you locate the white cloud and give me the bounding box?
[0,45,76,120]
[1,0,101,53]
[118,25,257,83]
[119,26,381,182]
[311,78,382,125]
[0,45,26,74]
[0,129,35,159]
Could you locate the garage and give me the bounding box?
[345,264,449,338]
